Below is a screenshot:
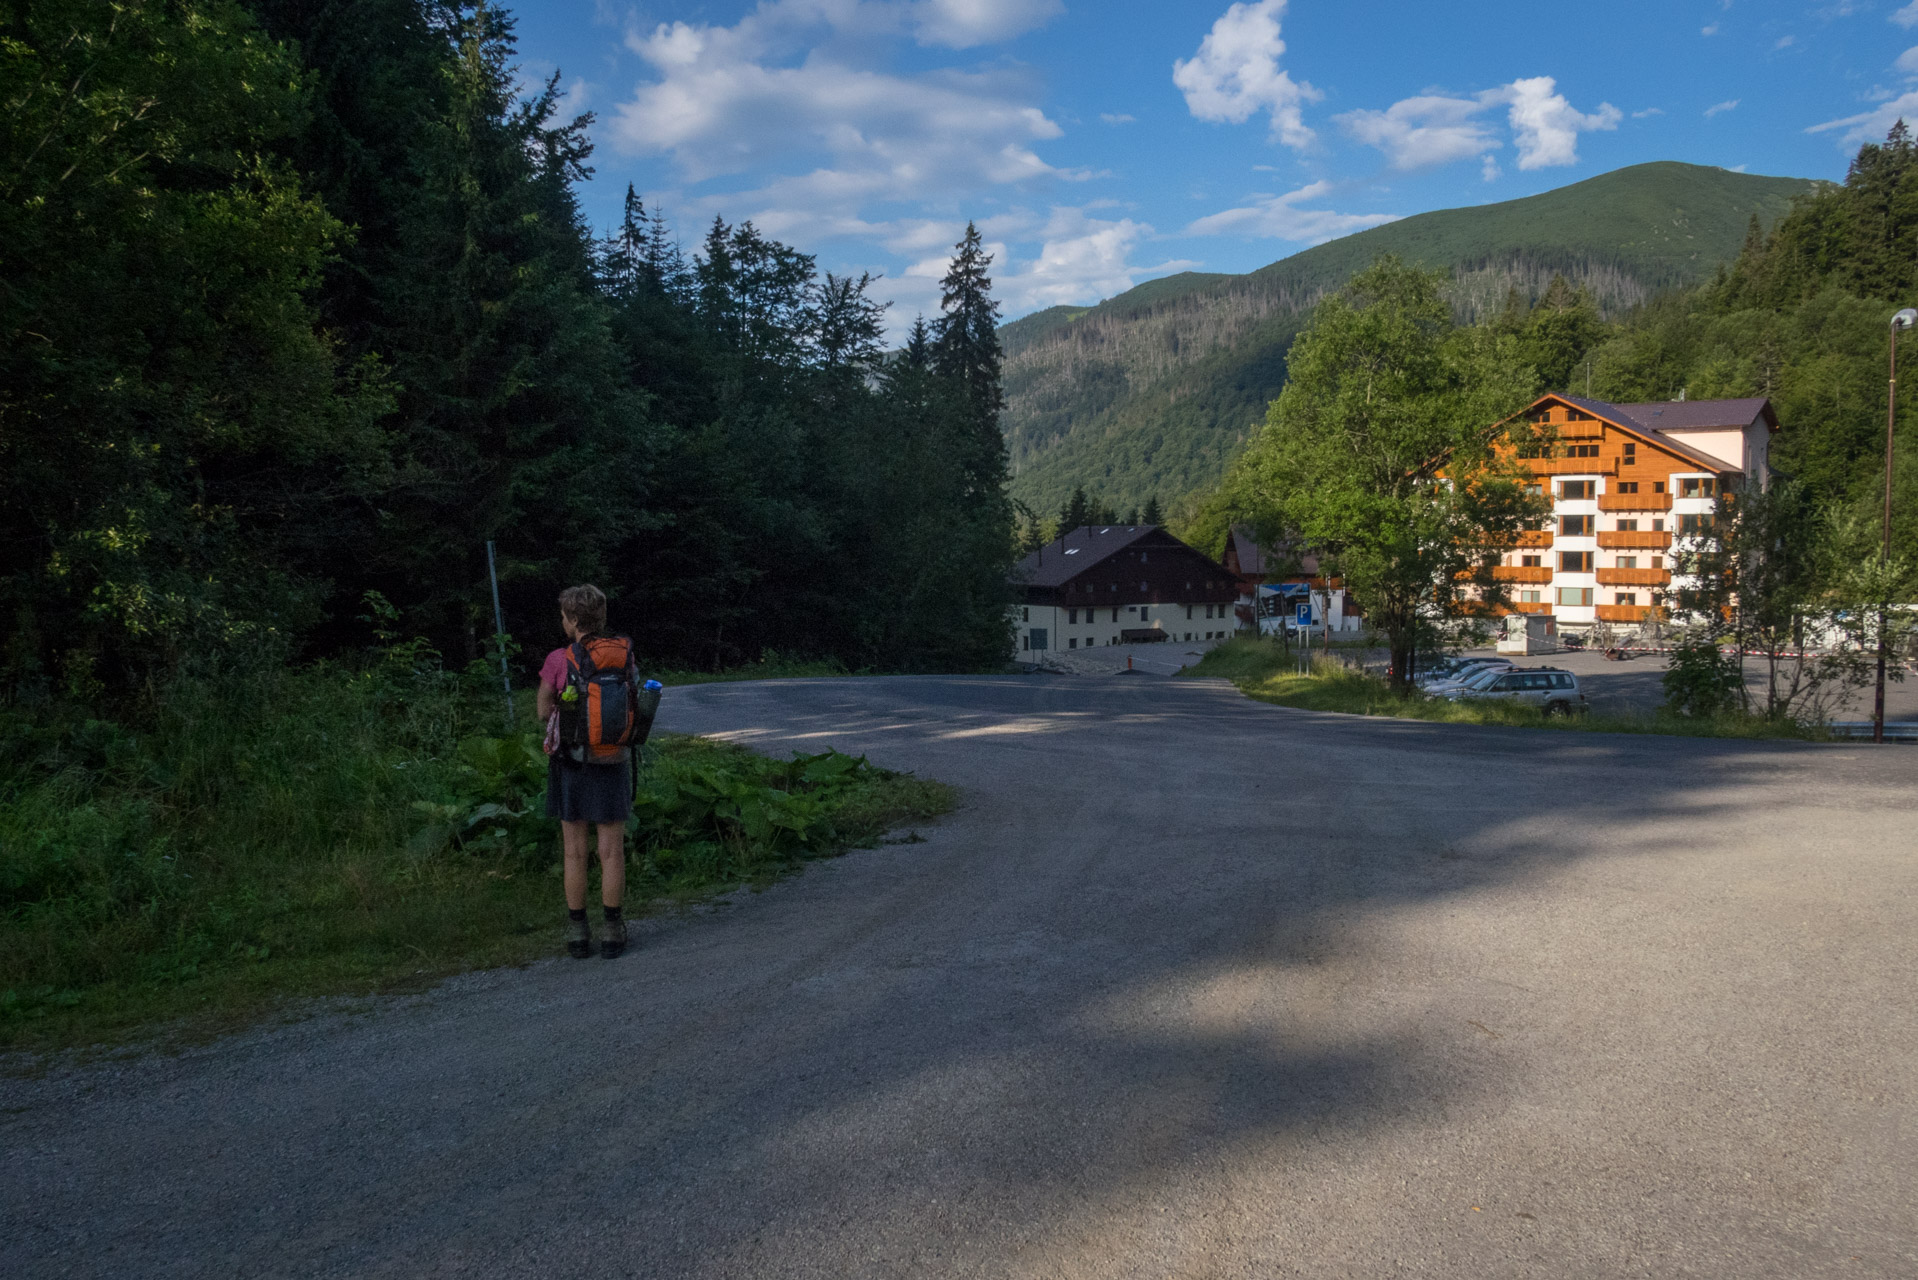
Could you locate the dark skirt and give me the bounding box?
[545,753,633,824]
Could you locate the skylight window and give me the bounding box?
[1064,548,1080,555]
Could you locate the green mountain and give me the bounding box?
[1001,161,1821,518]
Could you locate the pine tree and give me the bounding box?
[903,316,932,369]
[1142,494,1164,526]
[1058,485,1092,533]
[932,221,1009,494]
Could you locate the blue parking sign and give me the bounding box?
[1295,602,1312,626]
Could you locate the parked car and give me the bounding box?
[1415,656,1511,690]
[1425,663,1516,698]
[1448,666,1587,715]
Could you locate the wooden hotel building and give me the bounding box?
[1491,393,1778,632]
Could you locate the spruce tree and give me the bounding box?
[1142,494,1164,526]
[932,222,1010,494]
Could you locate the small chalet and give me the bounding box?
[1011,525,1238,657]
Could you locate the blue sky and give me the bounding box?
[509,0,1918,336]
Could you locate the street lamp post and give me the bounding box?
[1875,308,1918,744]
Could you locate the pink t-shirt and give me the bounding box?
[539,647,570,694]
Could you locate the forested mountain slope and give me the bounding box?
[1002,162,1818,517]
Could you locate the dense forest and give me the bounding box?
[1,0,1016,699]
[1181,124,1918,566]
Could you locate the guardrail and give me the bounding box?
[1827,722,1918,742]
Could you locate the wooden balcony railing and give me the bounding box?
[1595,568,1671,587]
[1493,565,1554,584]
[1596,530,1671,549]
[1596,604,1659,623]
[1527,457,1615,476]
[1598,491,1672,512]
[1515,530,1554,548]
[1510,601,1555,615]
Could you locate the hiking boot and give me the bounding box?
[600,916,627,960]
[565,915,593,959]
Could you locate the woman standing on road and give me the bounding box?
[536,584,631,959]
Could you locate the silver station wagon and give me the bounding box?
[1446,666,1587,716]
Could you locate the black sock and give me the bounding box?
[602,905,622,922]
[568,908,587,922]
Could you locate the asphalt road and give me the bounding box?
[5,675,1916,1277]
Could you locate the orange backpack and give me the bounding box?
[556,635,655,763]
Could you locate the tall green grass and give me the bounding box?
[0,654,950,1052]
[1183,637,1821,740]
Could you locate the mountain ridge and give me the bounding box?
[1000,161,1822,517]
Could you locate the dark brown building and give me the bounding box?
[1011,525,1238,657]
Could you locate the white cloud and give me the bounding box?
[911,0,1064,49]
[997,208,1164,310]
[1100,112,1137,125]
[1498,76,1621,168]
[1633,106,1665,117]
[1808,89,1918,145]
[1185,180,1400,241]
[1702,22,1721,35]
[1896,2,1918,29]
[1482,154,1502,182]
[1339,77,1617,172]
[1173,0,1322,150]
[1337,95,1500,170]
[1705,98,1740,117]
[610,4,1072,202]
[1775,35,1797,49]
[1898,46,1918,75]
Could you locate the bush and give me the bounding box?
[1662,638,1745,717]
[0,653,950,1049]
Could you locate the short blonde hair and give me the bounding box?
[557,584,607,634]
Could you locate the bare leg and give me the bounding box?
[595,822,625,908]
[562,820,591,911]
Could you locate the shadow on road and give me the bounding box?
[4,676,1913,1276]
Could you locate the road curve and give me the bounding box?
[4,674,1916,1278]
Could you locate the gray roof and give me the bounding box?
[1227,528,1267,577]
[1010,524,1225,589]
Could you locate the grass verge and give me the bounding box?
[1,659,952,1056]
[1183,637,1821,741]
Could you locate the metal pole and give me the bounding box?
[486,540,515,733]
[1878,311,1917,743]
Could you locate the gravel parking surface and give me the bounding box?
[4,675,1915,1277]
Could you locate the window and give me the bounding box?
[1651,556,1664,570]
[1568,444,1600,458]
[1185,605,1193,619]
[1622,442,1637,465]
[1140,607,1149,622]
[1560,480,1595,500]
[1560,514,1594,536]
[1524,481,1544,496]
[1653,481,1666,494]
[1616,519,1638,532]
[1616,556,1639,570]
[1679,477,1716,499]
[1022,634,1029,650]
[1520,590,1541,603]
[1069,638,1077,649]
[1022,607,1029,621]
[1616,593,1638,606]
[1068,608,1077,624]
[1521,554,1542,567]
[1652,519,1666,532]
[1616,482,1639,495]
[1560,551,1593,572]
[1678,514,1715,535]
[1557,587,1594,607]
[1110,608,1118,622]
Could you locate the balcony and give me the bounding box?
[1528,456,1615,476]
[1596,568,1671,587]
[1494,565,1554,584]
[1596,604,1660,624]
[1597,530,1671,550]
[1598,491,1672,513]
[1515,530,1554,548]
[1510,601,1555,615]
